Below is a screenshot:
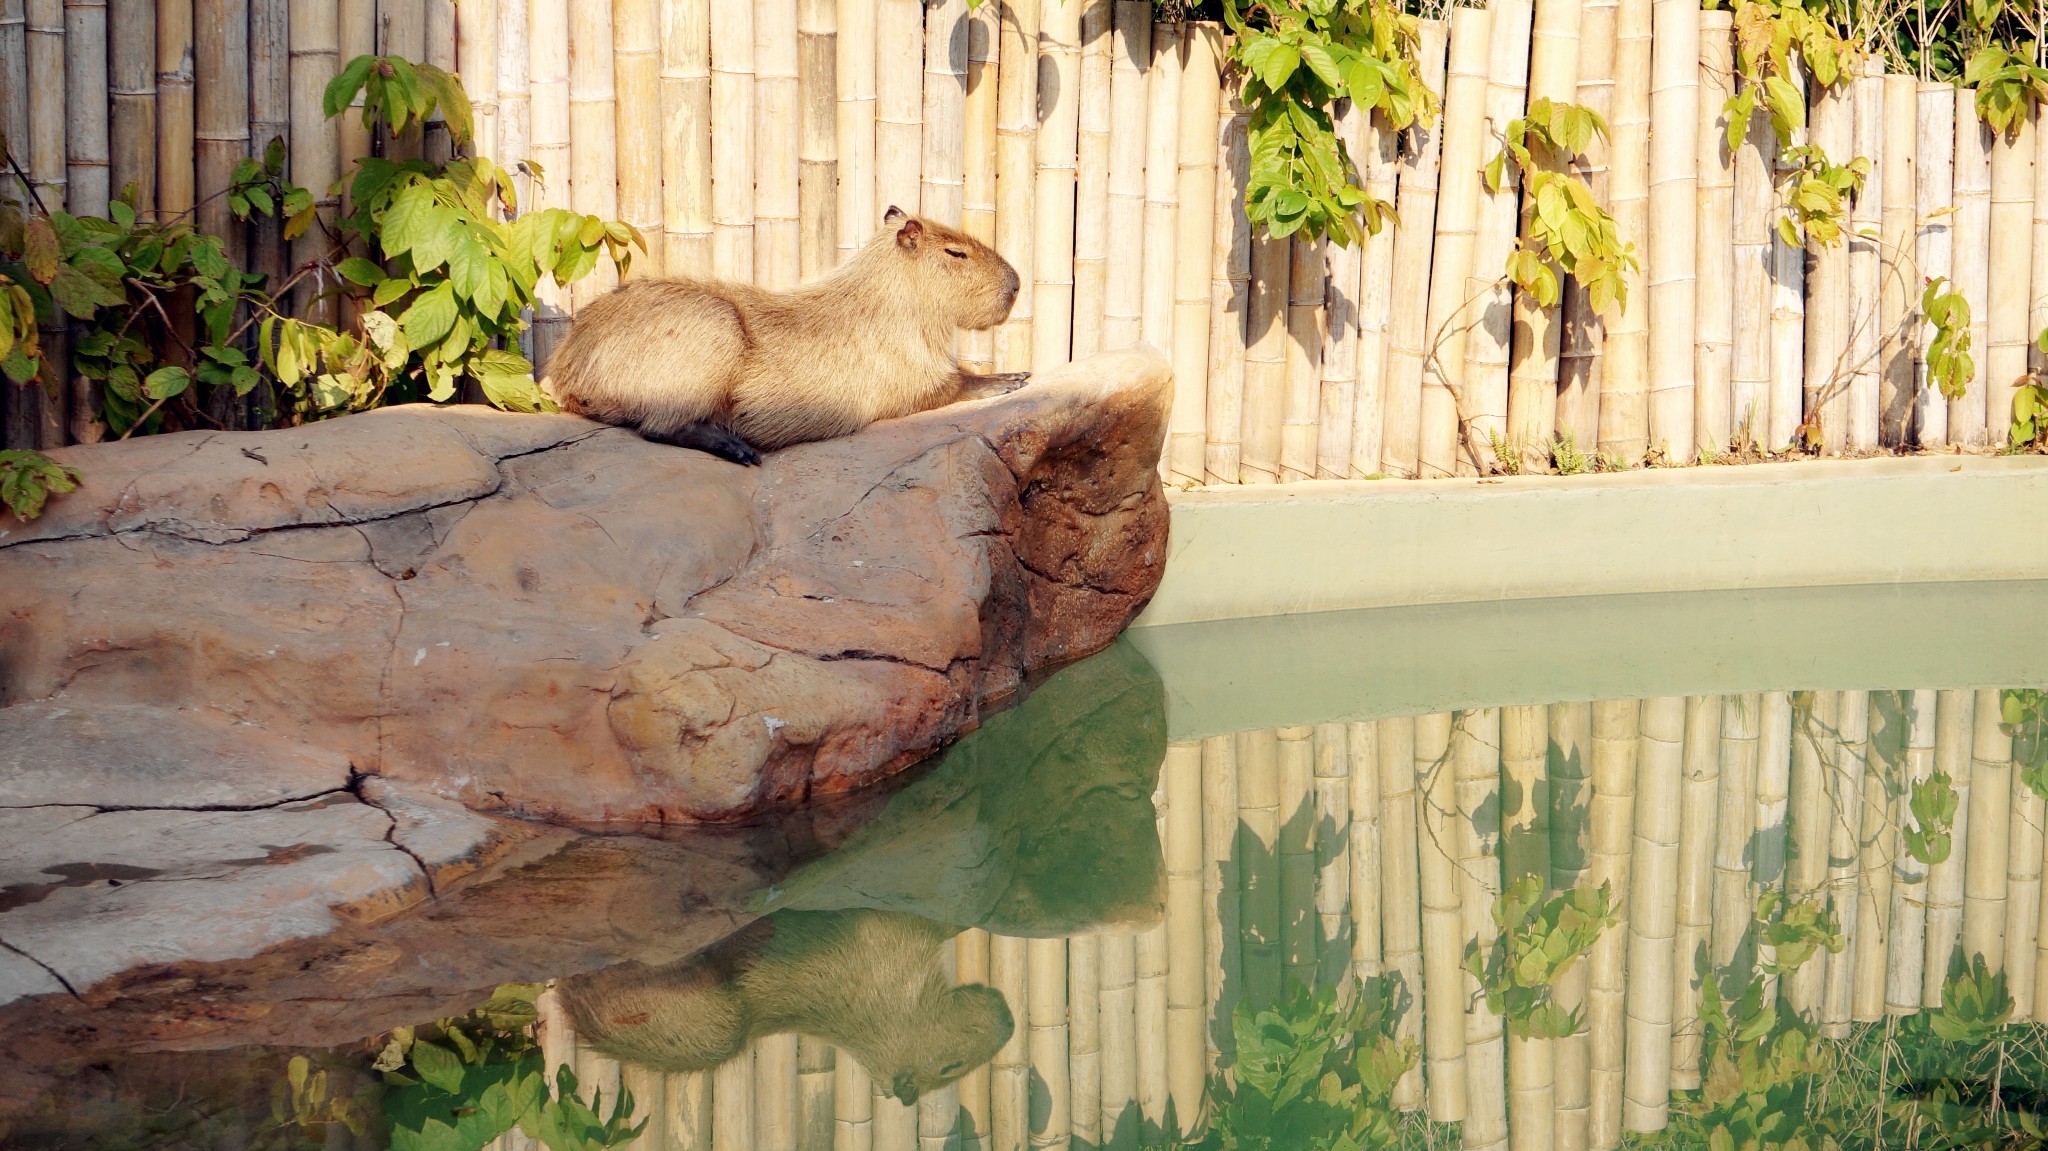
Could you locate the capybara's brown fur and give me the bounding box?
[540,207,1022,464]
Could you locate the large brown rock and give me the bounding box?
[0,346,1170,824]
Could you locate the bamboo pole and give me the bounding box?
[1380,18,1449,478]
[1238,728,1283,1006]
[1169,23,1220,484]
[286,0,334,319]
[2036,796,2048,1019]
[1989,111,2034,446]
[1587,700,1638,1151]
[1101,0,1146,353]
[249,0,287,320]
[574,1051,624,1149]
[1690,11,1733,457]
[1785,693,1833,1016]
[1100,928,1136,1146]
[1766,60,1807,453]
[1280,726,1320,990]
[959,0,997,367]
[1924,690,1976,1004]
[1728,83,1775,451]
[835,0,874,263]
[1854,693,1899,1022]
[1461,0,1535,476]
[1914,83,1955,447]
[1503,705,1552,1151]
[1313,724,1357,988]
[1030,0,1080,372]
[874,1075,915,1151]
[874,0,921,229]
[1205,78,1250,484]
[528,0,572,360]
[1346,721,1382,980]
[1458,708,1506,1151]
[1136,918,1167,1131]
[795,0,836,280]
[1350,115,1400,478]
[1503,0,1581,473]
[953,930,990,1151]
[458,0,498,161]
[1416,711,1468,1124]
[384,0,426,154]
[1321,102,1366,481]
[1165,741,1204,1135]
[614,0,662,278]
[1807,82,1852,454]
[797,1038,833,1151]
[192,0,244,254]
[2008,706,2046,1019]
[1067,931,1101,1150]
[922,0,967,228]
[1379,716,1426,1111]
[1202,733,1241,1078]
[707,0,752,281]
[1823,693,1870,1037]
[757,1034,799,1151]
[1754,693,1792,984]
[1557,0,1616,454]
[664,1071,709,1151]
[1418,4,1493,479]
[992,0,1036,371]
[1622,697,1683,1133]
[1949,97,1991,447]
[107,0,152,214]
[154,0,191,215]
[1241,225,1292,484]
[1598,0,1650,463]
[0,0,24,208]
[1671,696,1720,1083]
[989,934,1027,1151]
[1138,20,1181,366]
[752,0,799,287]
[1641,0,1698,460]
[1846,63,1886,451]
[1887,691,1937,1014]
[658,0,710,275]
[1879,75,1918,446]
[2035,105,2048,378]
[714,1042,754,1151]
[1963,689,2013,972]
[1282,235,1326,483]
[497,0,529,202]
[1069,0,1110,360]
[1712,695,1760,974]
[567,0,620,301]
[1549,702,1592,1151]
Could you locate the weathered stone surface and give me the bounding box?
[0,346,1170,827]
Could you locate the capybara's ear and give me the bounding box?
[895,216,924,250]
[883,205,908,228]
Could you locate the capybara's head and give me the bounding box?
[884,205,1020,331]
[877,982,1015,1105]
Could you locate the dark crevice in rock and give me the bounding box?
[0,786,357,814]
[814,648,956,674]
[347,771,439,898]
[0,937,80,1000]
[1013,551,1142,600]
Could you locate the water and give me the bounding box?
[5,581,2048,1151]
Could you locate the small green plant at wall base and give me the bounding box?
[1927,954,2015,1045]
[0,448,78,520]
[2010,329,2048,451]
[1904,769,1960,867]
[1464,877,1616,1039]
[1771,144,1869,249]
[1921,277,1973,402]
[1221,0,1438,246]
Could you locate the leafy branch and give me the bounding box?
[1463,876,1616,1040]
[0,447,78,520]
[1904,767,1961,867]
[1922,277,1974,403]
[1485,98,1635,315]
[1772,144,1869,249]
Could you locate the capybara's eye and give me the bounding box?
[944,247,969,259]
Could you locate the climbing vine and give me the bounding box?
[1920,277,1974,404]
[1464,876,1617,1039]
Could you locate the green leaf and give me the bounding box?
[324,54,378,119]
[143,365,191,400]
[407,1040,467,1096]
[401,282,459,348]
[336,257,388,286]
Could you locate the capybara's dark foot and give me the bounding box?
[960,371,1031,400]
[643,422,764,466]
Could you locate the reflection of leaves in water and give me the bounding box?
[1464,876,1614,1040]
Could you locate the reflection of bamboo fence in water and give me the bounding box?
[511,687,2037,1151]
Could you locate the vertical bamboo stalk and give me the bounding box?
[1350,116,1400,478]
[714,1043,755,1151]
[528,0,572,360]
[614,0,663,278]
[1030,0,1080,371]
[458,0,498,160]
[664,1071,710,1150]
[1100,0,1146,352]
[1622,697,1683,1133]
[953,931,991,1151]
[1379,716,1426,1111]
[757,1034,799,1151]
[1712,694,1760,973]
[1457,708,1506,1151]
[1204,77,1249,484]
[192,0,245,253]
[1846,63,1886,451]
[286,0,334,319]
[834,0,874,261]
[796,0,836,279]
[1549,702,1592,1151]
[1924,690,1976,1004]
[1989,111,2034,446]
[1807,82,1853,454]
[989,934,1027,1151]
[1345,721,1382,980]
[1461,0,1535,475]
[1164,741,1204,1136]
[1380,18,1449,478]
[1914,83,1955,447]
[1963,689,2013,971]
[2009,708,2046,1019]
[1879,75,1918,446]
[1313,724,1357,988]
[1823,693,1870,1036]
[248,0,287,364]
[1169,22,1220,484]
[1642,0,1698,460]
[1418,4,1493,479]
[426,0,455,159]
[1887,691,1937,1014]
[874,1076,915,1150]
[1671,696,1722,1078]
[2036,799,2048,1017]
[1279,726,1320,991]
[0,0,25,207]
[1099,928,1136,1146]
[1069,0,1110,360]
[1587,699,1638,1151]
[2035,106,2048,377]
[873,0,921,224]
[959,0,997,367]
[1238,729,1283,1006]
[798,1038,835,1151]
[1240,224,1292,483]
[916,1083,957,1149]
[756,0,802,287]
[1136,918,1167,1131]
[1785,693,1833,1016]
[1503,0,1581,472]
[567,0,619,301]
[922,0,967,227]
[1557,0,1616,454]
[1949,98,1991,447]
[1691,11,1733,457]
[1067,931,1100,1150]
[1503,705,1553,1151]
[1201,733,1241,1078]
[1598,0,1650,463]
[107,0,153,213]
[1281,234,1325,483]
[157,0,192,215]
[1753,693,1792,973]
[1854,693,1899,1021]
[992,0,1036,371]
[1320,103,1367,481]
[835,1058,873,1151]
[1137,20,1180,366]
[1765,59,1808,452]
[1728,84,1776,450]
[1416,712,1468,1124]
[658,0,709,275]
[708,0,752,281]
[383,0,426,151]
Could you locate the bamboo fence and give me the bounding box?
[9,0,2047,464]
